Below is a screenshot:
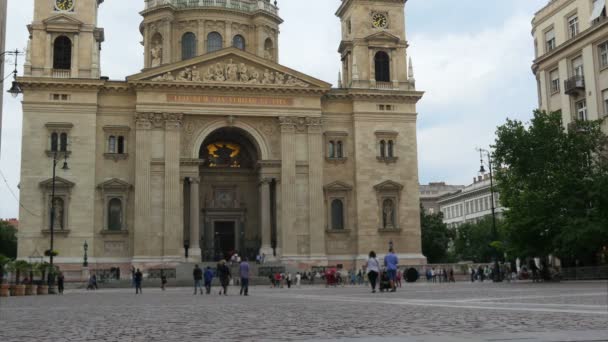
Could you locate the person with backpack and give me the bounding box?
[193,265,203,295]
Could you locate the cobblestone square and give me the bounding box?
[1,282,607,342]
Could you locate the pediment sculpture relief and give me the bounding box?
[150,59,310,87]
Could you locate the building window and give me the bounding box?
[233,35,245,50]
[602,90,608,115]
[325,132,348,161]
[328,141,336,158]
[387,140,394,157]
[108,136,116,153]
[376,131,398,163]
[118,136,125,154]
[108,198,123,231]
[380,140,386,157]
[572,56,584,77]
[53,36,72,70]
[108,135,126,154]
[331,199,344,230]
[103,126,130,161]
[567,15,579,38]
[50,132,59,152]
[337,141,343,158]
[207,32,223,53]
[545,29,556,52]
[181,32,197,60]
[591,0,607,25]
[575,99,587,121]
[60,133,68,152]
[599,41,608,69]
[264,38,274,60]
[550,69,560,94]
[374,51,390,82]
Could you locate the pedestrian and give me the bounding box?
[449,268,455,283]
[193,264,203,295]
[286,273,292,288]
[256,254,261,264]
[268,273,275,288]
[383,247,398,292]
[261,253,266,264]
[296,272,302,288]
[87,274,98,290]
[217,260,231,295]
[131,266,135,288]
[204,266,214,294]
[240,258,250,296]
[57,272,65,295]
[274,273,282,288]
[161,271,167,291]
[396,269,402,288]
[134,268,143,294]
[366,251,380,293]
[470,267,475,282]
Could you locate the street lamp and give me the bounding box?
[1,49,24,98]
[477,147,502,283]
[83,241,88,267]
[48,152,69,273]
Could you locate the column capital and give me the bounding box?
[306,117,323,134]
[278,116,297,133]
[135,112,152,130]
[189,177,200,185]
[258,177,273,186]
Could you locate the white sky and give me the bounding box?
[0,0,548,219]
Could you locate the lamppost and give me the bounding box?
[48,152,69,272]
[477,148,501,282]
[83,241,88,267]
[1,49,24,98]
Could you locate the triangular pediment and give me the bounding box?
[97,178,131,190]
[39,177,75,189]
[324,181,353,192]
[374,180,404,191]
[128,48,331,89]
[364,31,401,44]
[43,14,84,31]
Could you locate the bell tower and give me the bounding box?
[24,0,105,79]
[336,0,413,90]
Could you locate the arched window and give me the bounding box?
[233,35,245,50]
[337,141,344,158]
[51,133,59,152]
[108,198,123,231]
[380,140,386,158]
[53,36,72,70]
[108,136,116,153]
[331,199,344,230]
[117,136,125,154]
[388,140,394,157]
[329,141,335,158]
[374,51,390,82]
[60,133,68,152]
[264,38,274,60]
[207,32,223,53]
[181,32,197,60]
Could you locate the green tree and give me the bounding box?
[453,217,505,263]
[420,206,454,263]
[493,110,608,265]
[0,220,18,259]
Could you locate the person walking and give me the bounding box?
[160,271,167,291]
[57,272,65,295]
[204,266,214,294]
[366,251,380,293]
[134,269,143,294]
[193,264,203,295]
[286,273,292,288]
[217,260,231,295]
[396,269,402,288]
[296,272,302,288]
[383,247,398,292]
[239,258,250,296]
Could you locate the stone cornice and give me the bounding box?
[336,0,407,17]
[128,80,330,96]
[324,88,424,102]
[17,77,105,91]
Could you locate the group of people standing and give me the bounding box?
[365,248,400,293]
[192,258,251,296]
[425,267,456,283]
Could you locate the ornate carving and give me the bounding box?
[136,112,183,129]
[295,117,308,133]
[150,59,311,87]
[306,117,323,134]
[150,33,163,68]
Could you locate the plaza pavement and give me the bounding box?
[0,281,607,341]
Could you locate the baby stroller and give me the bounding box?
[378,270,391,292]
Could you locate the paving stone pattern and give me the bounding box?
[0,282,607,341]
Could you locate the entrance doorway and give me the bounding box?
[214,221,236,260]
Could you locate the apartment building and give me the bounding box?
[419,182,464,215]
[532,0,608,132]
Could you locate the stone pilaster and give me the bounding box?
[189,177,201,261]
[307,117,326,259]
[259,177,274,259]
[164,113,184,259]
[133,113,152,257]
[279,117,297,258]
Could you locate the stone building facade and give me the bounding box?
[17,0,426,273]
[419,182,464,215]
[532,0,608,133]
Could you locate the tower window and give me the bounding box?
[374,51,390,82]
[264,38,274,60]
[53,36,72,70]
[331,199,345,230]
[181,32,197,60]
[233,35,246,50]
[207,32,223,53]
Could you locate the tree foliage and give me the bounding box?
[453,217,504,263]
[0,220,18,259]
[492,110,608,265]
[420,206,454,263]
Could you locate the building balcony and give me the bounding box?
[564,75,585,96]
[52,69,71,79]
[144,0,278,16]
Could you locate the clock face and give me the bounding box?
[372,13,388,29]
[55,0,74,11]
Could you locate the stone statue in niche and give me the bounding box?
[225,59,238,82]
[151,42,163,67]
[382,199,395,229]
[52,198,64,229]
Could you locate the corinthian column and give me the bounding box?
[189,177,201,261]
[134,113,152,258]
[279,117,297,258]
[307,117,326,259]
[259,177,274,259]
[163,113,184,260]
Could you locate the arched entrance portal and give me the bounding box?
[198,127,261,261]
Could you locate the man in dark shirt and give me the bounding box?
[134,269,143,294]
[193,264,203,295]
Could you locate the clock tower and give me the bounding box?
[336,0,413,90]
[25,0,105,79]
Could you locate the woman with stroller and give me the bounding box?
[366,251,380,293]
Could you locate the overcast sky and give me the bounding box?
[0,0,548,219]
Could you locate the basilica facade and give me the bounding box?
[17,0,425,273]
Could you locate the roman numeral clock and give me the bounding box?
[55,0,75,12]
